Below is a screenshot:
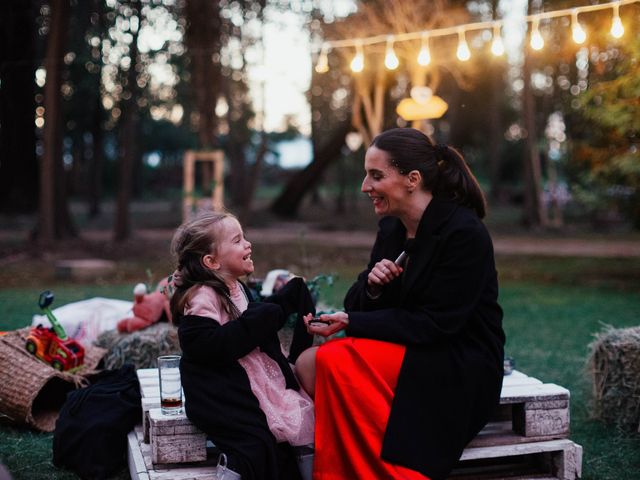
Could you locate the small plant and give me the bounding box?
[306,274,335,306]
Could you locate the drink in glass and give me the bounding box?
[157,355,183,415]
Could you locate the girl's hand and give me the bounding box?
[367,259,402,295]
[304,312,348,337]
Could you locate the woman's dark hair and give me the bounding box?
[169,211,241,323]
[371,128,487,218]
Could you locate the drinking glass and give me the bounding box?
[157,355,183,415]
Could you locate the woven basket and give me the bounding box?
[0,328,106,432]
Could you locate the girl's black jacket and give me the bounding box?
[177,277,314,480]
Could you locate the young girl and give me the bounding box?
[170,211,315,480]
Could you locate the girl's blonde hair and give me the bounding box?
[169,211,241,323]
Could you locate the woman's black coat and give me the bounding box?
[177,278,315,480]
[344,197,505,480]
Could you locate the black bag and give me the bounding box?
[53,364,142,479]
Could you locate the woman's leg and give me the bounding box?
[294,346,318,398]
[313,338,429,480]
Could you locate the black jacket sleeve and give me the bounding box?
[344,218,404,312]
[178,302,285,367]
[346,223,495,347]
[261,276,316,364]
[262,277,315,317]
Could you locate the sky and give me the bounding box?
[248,2,357,135]
[248,10,314,135]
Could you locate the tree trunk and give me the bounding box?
[88,92,104,217]
[270,119,351,217]
[239,133,268,222]
[227,140,248,206]
[224,75,248,207]
[0,0,39,214]
[522,44,548,228]
[487,62,503,200]
[39,0,74,243]
[184,0,221,149]
[487,0,503,201]
[114,5,140,241]
[351,69,388,146]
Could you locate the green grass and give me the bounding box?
[2,261,640,478]
[501,283,640,479]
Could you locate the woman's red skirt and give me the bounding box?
[313,337,429,480]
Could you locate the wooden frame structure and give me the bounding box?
[182,150,224,221]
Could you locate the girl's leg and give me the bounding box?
[294,346,318,398]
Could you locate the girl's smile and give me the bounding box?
[210,217,254,281]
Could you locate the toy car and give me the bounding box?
[25,291,85,371]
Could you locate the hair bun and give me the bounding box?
[435,143,449,157]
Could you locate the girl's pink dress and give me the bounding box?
[185,282,315,446]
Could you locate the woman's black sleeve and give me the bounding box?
[344,227,399,312]
[346,225,497,346]
[178,302,285,366]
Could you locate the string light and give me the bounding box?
[384,36,399,70]
[530,17,544,50]
[315,43,329,73]
[571,10,587,44]
[312,0,637,68]
[456,29,471,61]
[491,23,505,56]
[417,32,431,66]
[611,2,625,38]
[350,41,364,73]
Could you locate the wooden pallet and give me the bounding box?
[130,369,582,479]
[452,439,582,480]
[128,426,219,480]
[469,371,570,448]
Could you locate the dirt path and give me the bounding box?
[1,226,639,258]
[131,227,640,258]
[248,228,640,258]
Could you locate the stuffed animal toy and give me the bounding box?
[116,283,172,333]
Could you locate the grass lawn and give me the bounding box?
[1,256,640,479]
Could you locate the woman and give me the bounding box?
[297,128,505,480]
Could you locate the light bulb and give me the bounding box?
[491,24,505,56]
[456,29,470,61]
[530,18,544,50]
[384,36,399,70]
[315,44,329,74]
[611,4,624,38]
[350,43,364,73]
[417,33,431,66]
[571,11,586,44]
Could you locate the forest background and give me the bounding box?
[1,0,639,239]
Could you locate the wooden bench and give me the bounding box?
[129,368,582,479]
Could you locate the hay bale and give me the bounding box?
[95,322,180,370]
[587,325,640,430]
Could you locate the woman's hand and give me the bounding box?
[367,259,403,296]
[304,312,348,337]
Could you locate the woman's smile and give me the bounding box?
[362,146,407,217]
[369,194,385,211]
